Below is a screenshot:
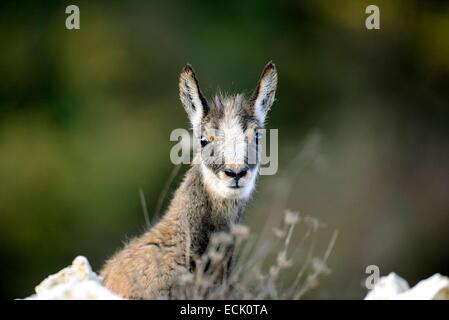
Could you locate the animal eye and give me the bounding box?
[255,131,260,144]
[200,137,209,148]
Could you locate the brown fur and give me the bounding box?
[101,164,246,299]
[100,63,277,299]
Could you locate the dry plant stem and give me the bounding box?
[139,188,151,228]
[290,230,316,293]
[260,132,323,246]
[139,164,181,229]
[153,210,336,300]
[154,164,181,220]
[293,229,338,300]
[324,230,339,262]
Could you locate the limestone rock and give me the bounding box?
[25,256,123,300]
[365,272,449,300]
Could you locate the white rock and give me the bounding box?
[398,274,449,300]
[364,272,409,300]
[24,256,123,300]
[365,272,449,300]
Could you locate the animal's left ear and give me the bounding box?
[250,62,278,124]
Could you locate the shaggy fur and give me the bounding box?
[100,63,278,299]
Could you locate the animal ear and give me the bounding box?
[179,64,209,128]
[250,62,278,124]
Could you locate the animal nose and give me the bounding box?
[224,169,248,179]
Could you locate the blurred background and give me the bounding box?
[0,0,448,299]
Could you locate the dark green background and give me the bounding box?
[0,0,448,299]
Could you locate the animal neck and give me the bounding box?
[171,164,249,255]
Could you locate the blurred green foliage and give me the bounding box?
[0,0,448,299]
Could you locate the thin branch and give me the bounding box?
[154,164,181,219]
[139,188,151,228]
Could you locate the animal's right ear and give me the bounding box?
[179,64,209,128]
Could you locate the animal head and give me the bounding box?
[179,62,278,199]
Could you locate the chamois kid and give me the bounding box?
[101,62,278,299]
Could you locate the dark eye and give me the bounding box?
[200,137,209,148]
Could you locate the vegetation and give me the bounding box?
[170,211,338,300]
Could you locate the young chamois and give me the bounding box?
[100,62,278,299]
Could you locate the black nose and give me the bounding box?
[224,169,248,179]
